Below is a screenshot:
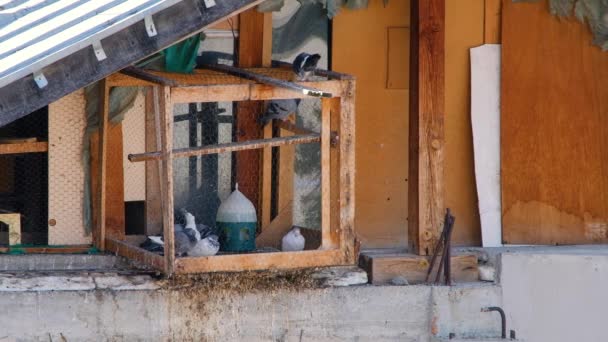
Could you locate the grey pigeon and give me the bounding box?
[139,225,198,257]
[292,52,321,81]
[258,99,301,126]
[281,227,305,252]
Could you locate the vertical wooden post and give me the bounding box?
[409,0,446,256]
[159,86,175,275]
[95,79,110,251]
[340,82,356,262]
[320,98,333,249]
[236,9,272,226]
[145,87,162,236]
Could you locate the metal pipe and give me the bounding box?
[481,306,506,339]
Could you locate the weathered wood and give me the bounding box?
[271,60,355,80]
[121,67,178,87]
[0,142,48,155]
[105,121,126,241]
[484,0,502,44]
[320,98,333,249]
[0,245,92,254]
[158,86,175,275]
[203,63,333,98]
[145,88,162,236]
[502,0,608,245]
[329,98,341,247]
[174,249,345,274]
[0,0,266,127]
[105,238,164,271]
[339,81,357,263]
[129,134,321,162]
[260,116,273,228]
[95,80,109,251]
[254,204,293,249]
[359,251,478,285]
[409,0,445,256]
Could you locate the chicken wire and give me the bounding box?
[0,107,49,245]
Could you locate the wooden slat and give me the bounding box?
[174,249,345,274]
[145,88,162,236]
[95,80,109,251]
[501,0,608,245]
[128,134,321,162]
[320,98,333,249]
[409,0,446,255]
[271,60,355,80]
[260,115,273,229]
[158,86,175,275]
[0,0,267,127]
[0,245,92,254]
[339,82,357,263]
[484,0,502,44]
[359,251,478,285]
[105,238,164,271]
[121,67,178,87]
[0,142,48,155]
[104,121,126,241]
[329,98,341,247]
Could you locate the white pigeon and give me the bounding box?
[188,235,220,257]
[281,227,305,252]
[183,211,201,241]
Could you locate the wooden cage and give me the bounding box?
[95,64,356,275]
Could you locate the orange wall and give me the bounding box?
[333,0,489,248]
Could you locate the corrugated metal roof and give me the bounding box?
[0,0,182,89]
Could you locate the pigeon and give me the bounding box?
[292,52,321,81]
[258,99,301,126]
[139,226,198,256]
[281,227,305,252]
[188,234,220,257]
[183,211,201,241]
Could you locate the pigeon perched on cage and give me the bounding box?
[281,227,305,252]
[139,226,198,256]
[188,234,220,257]
[258,99,301,126]
[292,52,321,81]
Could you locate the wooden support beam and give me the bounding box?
[105,238,165,272]
[339,81,357,262]
[202,63,333,98]
[95,80,109,251]
[260,117,273,229]
[0,142,48,155]
[320,98,333,249]
[0,0,267,127]
[158,86,175,275]
[121,67,178,87]
[145,88,162,236]
[409,0,446,256]
[129,134,320,162]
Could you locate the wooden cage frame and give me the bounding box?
[95,64,356,275]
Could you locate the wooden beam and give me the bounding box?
[174,249,345,274]
[121,67,178,87]
[158,86,175,275]
[260,116,273,229]
[129,134,321,162]
[0,245,92,254]
[339,82,357,263]
[105,238,165,272]
[359,251,478,285]
[95,80,109,251]
[145,88,162,236]
[0,142,48,155]
[320,98,333,249]
[0,0,266,127]
[235,8,271,221]
[409,0,446,256]
[202,63,333,98]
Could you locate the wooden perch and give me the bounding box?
[271,60,354,81]
[128,134,320,162]
[120,67,178,87]
[201,63,333,98]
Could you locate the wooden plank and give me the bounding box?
[254,204,293,249]
[271,60,355,80]
[0,0,266,127]
[105,238,164,271]
[105,121,126,241]
[107,73,155,87]
[484,0,502,44]
[202,63,333,98]
[145,88,162,236]
[501,0,608,245]
[260,116,273,229]
[340,82,357,263]
[129,134,321,162]
[329,98,341,247]
[359,251,478,285]
[0,245,92,254]
[235,8,271,218]
[95,79,109,251]
[0,142,48,155]
[174,249,344,274]
[320,98,333,249]
[158,86,175,275]
[409,0,445,255]
[120,67,178,87]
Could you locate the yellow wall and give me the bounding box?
[333,0,488,248]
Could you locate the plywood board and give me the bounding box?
[470,44,502,247]
[122,91,146,202]
[501,0,608,244]
[48,90,91,245]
